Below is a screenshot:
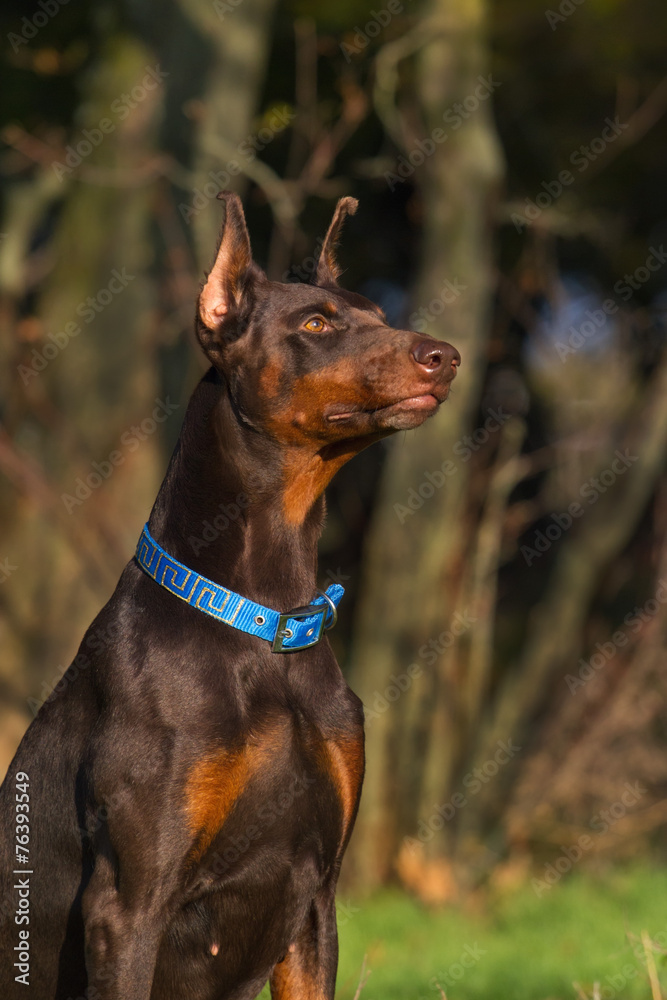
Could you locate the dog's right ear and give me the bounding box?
[315,197,358,286]
[197,191,255,360]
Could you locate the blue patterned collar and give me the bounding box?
[135,523,343,653]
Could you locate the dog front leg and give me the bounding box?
[81,849,168,1000]
[270,886,338,1000]
[80,768,188,1000]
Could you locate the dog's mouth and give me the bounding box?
[325,387,449,430]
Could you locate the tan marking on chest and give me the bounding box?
[185,748,250,858]
[185,718,291,859]
[318,734,365,841]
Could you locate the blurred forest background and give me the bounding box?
[1,0,666,911]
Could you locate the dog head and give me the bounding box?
[196,192,460,522]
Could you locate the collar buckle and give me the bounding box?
[272,603,327,653]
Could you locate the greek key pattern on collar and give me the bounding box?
[136,530,246,624]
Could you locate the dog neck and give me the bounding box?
[147,369,325,610]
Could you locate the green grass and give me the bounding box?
[334,866,667,1000]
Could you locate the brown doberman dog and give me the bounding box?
[0,193,459,999]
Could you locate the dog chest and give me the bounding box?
[182,713,363,873]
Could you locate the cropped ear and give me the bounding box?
[197,191,255,358]
[315,196,358,286]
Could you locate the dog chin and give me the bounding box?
[374,394,442,431]
[324,392,444,436]
[380,410,436,431]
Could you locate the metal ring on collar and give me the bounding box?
[316,588,338,630]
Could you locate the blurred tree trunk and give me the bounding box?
[344,0,667,889]
[345,0,504,890]
[503,524,667,865]
[0,36,165,725]
[0,0,278,776]
[459,347,667,848]
[174,0,279,266]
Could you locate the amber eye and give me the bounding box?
[303,316,327,333]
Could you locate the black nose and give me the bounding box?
[412,338,460,374]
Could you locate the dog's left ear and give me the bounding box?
[197,191,256,358]
[315,197,358,286]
